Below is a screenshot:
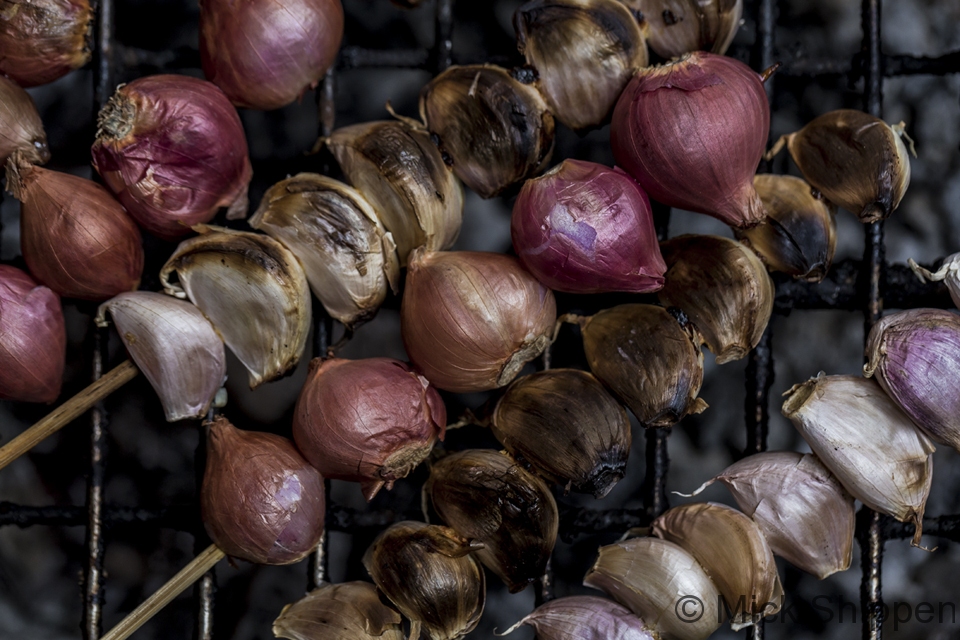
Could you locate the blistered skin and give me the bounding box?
[865,309,960,452]
[619,0,742,58]
[611,52,769,228]
[0,265,65,403]
[501,596,657,640]
[201,417,326,565]
[512,160,665,293]
[200,0,343,110]
[92,75,253,240]
[0,0,92,87]
[273,582,405,640]
[293,357,445,500]
[0,76,49,164]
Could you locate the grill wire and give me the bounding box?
[1,0,959,638]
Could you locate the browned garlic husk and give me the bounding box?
[273,581,405,640]
[618,0,742,58]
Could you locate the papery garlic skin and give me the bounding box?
[501,595,657,640]
[774,109,913,223]
[619,0,742,58]
[160,226,310,389]
[910,254,960,311]
[0,0,92,87]
[702,451,854,579]
[612,52,769,228]
[0,76,49,164]
[326,120,462,266]
[363,522,485,640]
[0,265,65,404]
[250,173,400,329]
[865,309,960,453]
[581,304,707,427]
[585,536,722,640]
[401,249,557,393]
[492,369,631,498]
[511,160,666,294]
[96,292,226,422]
[419,65,555,198]
[426,449,558,592]
[651,502,783,628]
[782,374,934,545]
[659,235,774,364]
[736,174,837,282]
[273,581,405,640]
[293,357,446,500]
[202,416,326,565]
[514,0,648,130]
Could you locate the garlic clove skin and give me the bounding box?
[581,304,707,427]
[864,309,960,453]
[736,174,838,282]
[514,0,648,130]
[0,0,92,88]
[500,595,657,640]
[401,248,557,393]
[96,292,226,422]
[584,536,723,640]
[702,451,854,580]
[326,120,462,266]
[776,109,914,223]
[619,0,743,58]
[160,226,311,389]
[273,581,405,640]
[425,449,558,592]
[659,235,774,364]
[363,521,485,640]
[0,76,50,164]
[492,369,631,498]
[419,64,555,199]
[292,357,446,501]
[651,502,782,628]
[910,254,960,310]
[202,416,326,565]
[782,374,934,546]
[249,173,400,329]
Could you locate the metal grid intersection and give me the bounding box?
[1,0,960,639]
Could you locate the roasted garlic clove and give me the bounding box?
[273,581,405,640]
[619,0,743,58]
[160,226,311,388]
[736,174,837,282]
[425,449,558,592]
[500,595,658,640]
[419,64,555,198]
[326,120,462,265]
[492,369,631,498]
[96,292,226,422]
[580,304,707,427]
[659,235,774,364]
[782,374,934,546]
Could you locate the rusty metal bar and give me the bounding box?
[81,326,108,640]
[193,411,216,640]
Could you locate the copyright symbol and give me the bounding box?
[675,595,704,623]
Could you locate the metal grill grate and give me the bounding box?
[2,0,960,638]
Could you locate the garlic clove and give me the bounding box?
[492,369,631,498]
[580,304,707,427]
[0,75,49,164]
[273,581,405,640]
[659,235,774,364]
[696,451,854,580]
[500,595,657,640]
[326,120,462,266]
[249,173,400,329]
[425,449,558,592]
[514,0,648,130]
[772,109,914,223]
[651,502,782,628]
[909,254,960,310]
[160,225,311,389]
[419,64,555,198]
[363,521,485,640]
[736,174,838,282]
[865,309,960,453]
[202,416,326,565]
[96,291,226,422]
[619,0,743,58]
[584,536,723,640]
[782,374,934,546]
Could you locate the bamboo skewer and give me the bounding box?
[101,544,226,640]
[0,359,139,470]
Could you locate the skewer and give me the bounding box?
[0,360,139,470]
